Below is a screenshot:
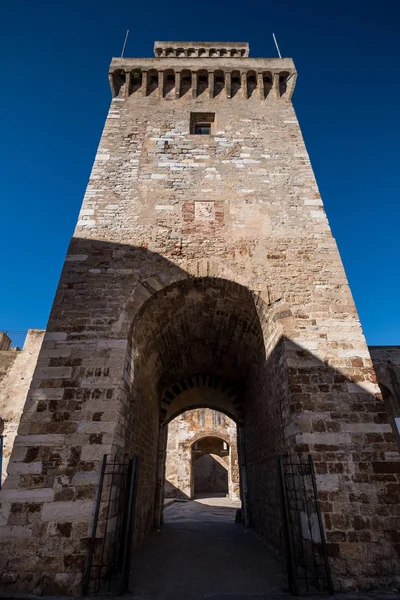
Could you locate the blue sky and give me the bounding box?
[0,0,399,345]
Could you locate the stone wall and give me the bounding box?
[0,42,399,594]
[370,346,400,447]
[193,453,228,495]
[0,331,44,483]
[164,408,239,500]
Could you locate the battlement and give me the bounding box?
[153,41,250,58]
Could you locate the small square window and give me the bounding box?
[190,112,215,135]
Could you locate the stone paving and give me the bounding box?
[129,497,288,599]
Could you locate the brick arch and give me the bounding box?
[164,402,240,426]
[128,276,285,387]
[191,436,230,465]
[124,270,292,341]
[117,260,295,343]
[125,276,294,430]
[190,432,232,448]
[161,373,242,425]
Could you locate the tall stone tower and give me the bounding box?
[0,41,399,595]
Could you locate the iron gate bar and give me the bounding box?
[308,455,334,595]
[278,455,298,596]
[299,457,321,590]
[83,454,139,596]
[101,454,118,592]
[83,454,107,596]
[102,456,129,593]
[121,455,140,593]
[288,453,310,593]
[278,454,334,596]
[112,456,131,591]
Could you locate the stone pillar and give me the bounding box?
[158,71,164,98]
[225,71,231,99]
[208,71,214,99]
[175,71,181,99]
[192,71,198,99]
[241,72,247,98]
[141,71,148,96]
[108,73,117,98]
[124,71,131,99]
[258,73,264,99]
[273,72,280,98]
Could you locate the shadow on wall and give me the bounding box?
[193,453,228,497]
[164,479,190,500]
[1,235,400,595]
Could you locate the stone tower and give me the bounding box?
[0,41,399,595]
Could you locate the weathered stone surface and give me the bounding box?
[41,500,94,522]
[0,330,44,482]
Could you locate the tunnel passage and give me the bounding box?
[124,276,293,553]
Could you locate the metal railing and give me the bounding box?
[83,454,140,596]
[278,454,334,595]
[0,330,28,350]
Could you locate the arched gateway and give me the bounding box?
[0,40,399,595]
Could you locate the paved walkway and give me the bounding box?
[129,496,288,599]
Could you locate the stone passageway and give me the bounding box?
[129,497,288,599]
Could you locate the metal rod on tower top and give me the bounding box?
[121,29,129,58]
[272,33,282,58]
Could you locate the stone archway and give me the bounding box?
[124,276,289,546]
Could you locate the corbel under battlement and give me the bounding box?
[108,55,297,102]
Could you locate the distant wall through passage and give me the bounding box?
[164,408,239,500]
[193,453,228,496]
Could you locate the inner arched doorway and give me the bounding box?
[192,436,229,498]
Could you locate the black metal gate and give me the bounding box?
[82,454,139,596]
[278,454,334,595]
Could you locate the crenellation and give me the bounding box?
[154,41,250,58]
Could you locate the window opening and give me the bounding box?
[231,71,241,97]
[214,71,225,96]
[190,112,215,135]
[279,74,288,96]
[197,71,208,95]
[148,72,158,94]
[247,73,257,97]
